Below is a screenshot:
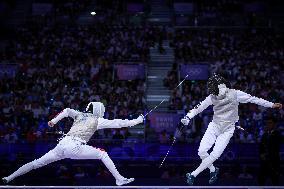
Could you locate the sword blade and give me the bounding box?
[145,75,189,117]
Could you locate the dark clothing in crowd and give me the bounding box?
[258,129,283,185]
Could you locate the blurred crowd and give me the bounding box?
[163,28,284,143]
[192,0,248,26]
[0,3,283,144]
[173,0,273,27]
[0,20,158,143]
[50,0,92,20]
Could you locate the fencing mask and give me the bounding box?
[86,102,105,118]
[207,74,229,96]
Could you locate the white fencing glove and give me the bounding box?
[181,116,190,126]
[136,114,144,124]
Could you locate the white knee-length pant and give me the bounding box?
[198,121,235,161]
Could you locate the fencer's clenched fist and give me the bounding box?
[181,116,190,125]
[136,114,144,124]
[48,121,55,127]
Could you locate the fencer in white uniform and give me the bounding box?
[181,74,282,185]
[2,102,144,186]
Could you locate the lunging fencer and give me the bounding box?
[2,102,144,186]
[180,74,282,185]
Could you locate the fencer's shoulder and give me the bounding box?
[230,88,247,93]
[231,89,250,96]
[228,88,236,92]
[228,88,239,94]
[65,108,81,113]
[226,89,239,99]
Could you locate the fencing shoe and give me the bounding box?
[209,167,219,184]
[186,173,195,185]
[116,177,134,186]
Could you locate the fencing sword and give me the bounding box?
[46,131,64,134]
[159,97,203,168]
[236,125,245,131]
[144,74,189,117]
[159,124,246,168]
[159,119,192,168]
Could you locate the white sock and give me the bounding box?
[5,162,35,183]
[192,155,215,177]
[101,154,124,181]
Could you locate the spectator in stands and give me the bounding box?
[258,117,283,185]
[163,63,178,90]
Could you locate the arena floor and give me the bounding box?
[1,186,284,189]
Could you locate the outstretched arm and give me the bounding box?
[236,90,282,109]
[97,115,144,130]
[186,95,213,119]
[48,108,80,127]
[181,96,213,125]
